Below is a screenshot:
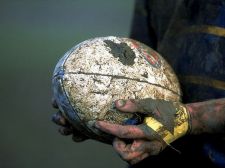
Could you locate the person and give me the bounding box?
[52,0,225,167]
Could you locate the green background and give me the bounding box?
[0,1,134,168]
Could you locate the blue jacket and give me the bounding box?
[130,0,225,167]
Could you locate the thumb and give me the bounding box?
[115,98,156,114]
[115,99,139,113]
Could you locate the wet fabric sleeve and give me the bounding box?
[157,2,225,165]
[129,0,157,49]
[157,0,225,103]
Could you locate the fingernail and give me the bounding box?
[117,100,126,107]
[59,117,66,125]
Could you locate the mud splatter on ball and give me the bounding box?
[52,36,181,143]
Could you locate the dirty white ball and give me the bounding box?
[52,36,181,143]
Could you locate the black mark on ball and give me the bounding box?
[142,72,148,78]
[104,40,135,66]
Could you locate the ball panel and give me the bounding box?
[62,73,135,122]
[63,37,181,96]
[52,74,114,143]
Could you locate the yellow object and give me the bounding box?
[144,104,189,144]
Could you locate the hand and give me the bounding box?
[95,98,190,164]
[51,98,88,142]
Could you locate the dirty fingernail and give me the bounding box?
[59,117,66,125]
[117,100,126,107]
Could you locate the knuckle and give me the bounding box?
[72,135,86,142]
[130,159,138,165]
[130,156,144,165]
[120,153,130,161]
[58,127,71,135]
[130,158,140,165]
[147,141,163,155]
[51,113,59,123]
[119,130,130,138]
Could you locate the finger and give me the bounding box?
[127,140,163,165]
[115,139,164,159]
[51,112,67,126]
[144,140,164,155]
[115,99,139,113]
[137,124,159,141]
[134,140,164,156]
[58,126,89,141]
[113,138,144,161]
[115,98,156,114]
[58,127,73,136]
[72,134,88,142]
[130,139,147,152]
[130,153,149,165]
[51,98,58,109]
[113,138,127,155]
[113,138,163,164]
[114,139,146,156]
[95,121,146,139]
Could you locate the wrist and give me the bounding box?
[186,103,200,135]
[186,98,225,135]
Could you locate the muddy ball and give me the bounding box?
[52,36,181,143]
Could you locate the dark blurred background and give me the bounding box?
[0,1,134,167]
